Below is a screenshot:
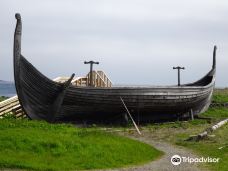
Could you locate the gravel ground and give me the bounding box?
[93,131,208,171]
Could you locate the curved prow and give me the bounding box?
[184,45,217,86]
[212,45,217,70]
[13,13,23,111]
[14,13,22,61]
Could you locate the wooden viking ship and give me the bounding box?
[13,13,217,122]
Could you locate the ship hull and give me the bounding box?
[13,13,216,122]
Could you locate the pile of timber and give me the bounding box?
[86,71,112,87]
[0,96,26,118]
[57,70,112,87]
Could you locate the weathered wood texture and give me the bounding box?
[120,97,142,135]
[188,118,228,141]
[0,96,25,118]
[13,13,216,122]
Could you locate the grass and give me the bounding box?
[0,96,7,102]
[0,119,162,171]
[201,107,228,119]
[144,119,211,142]
[212,88,228,103]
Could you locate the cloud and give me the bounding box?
[0,0,227,86]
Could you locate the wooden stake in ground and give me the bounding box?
[120,97,142,135]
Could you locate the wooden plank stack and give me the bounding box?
[0,96,25,118]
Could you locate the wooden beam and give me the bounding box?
[120,97,142,135]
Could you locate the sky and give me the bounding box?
[0,0,228,87]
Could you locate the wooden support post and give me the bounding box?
[176,113,180,121]
[190,109,194,120]
[122,113,129,126]
[120,97,142,135]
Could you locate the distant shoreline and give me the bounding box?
[0,81,16,97]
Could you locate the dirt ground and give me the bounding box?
[94,131,208,171]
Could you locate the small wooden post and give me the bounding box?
[176,113,180,121]
[190,109,194,120]
[122,113,129,125]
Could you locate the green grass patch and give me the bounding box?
[147,120,209,129]
[0,96,7,102]
[0,119,162,171]
[201,107,228,119]
[212,88,228,103]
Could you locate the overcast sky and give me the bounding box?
[0,0,228,87]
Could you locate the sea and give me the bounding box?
[0,80,16,97]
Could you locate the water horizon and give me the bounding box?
[0,80,16,97]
